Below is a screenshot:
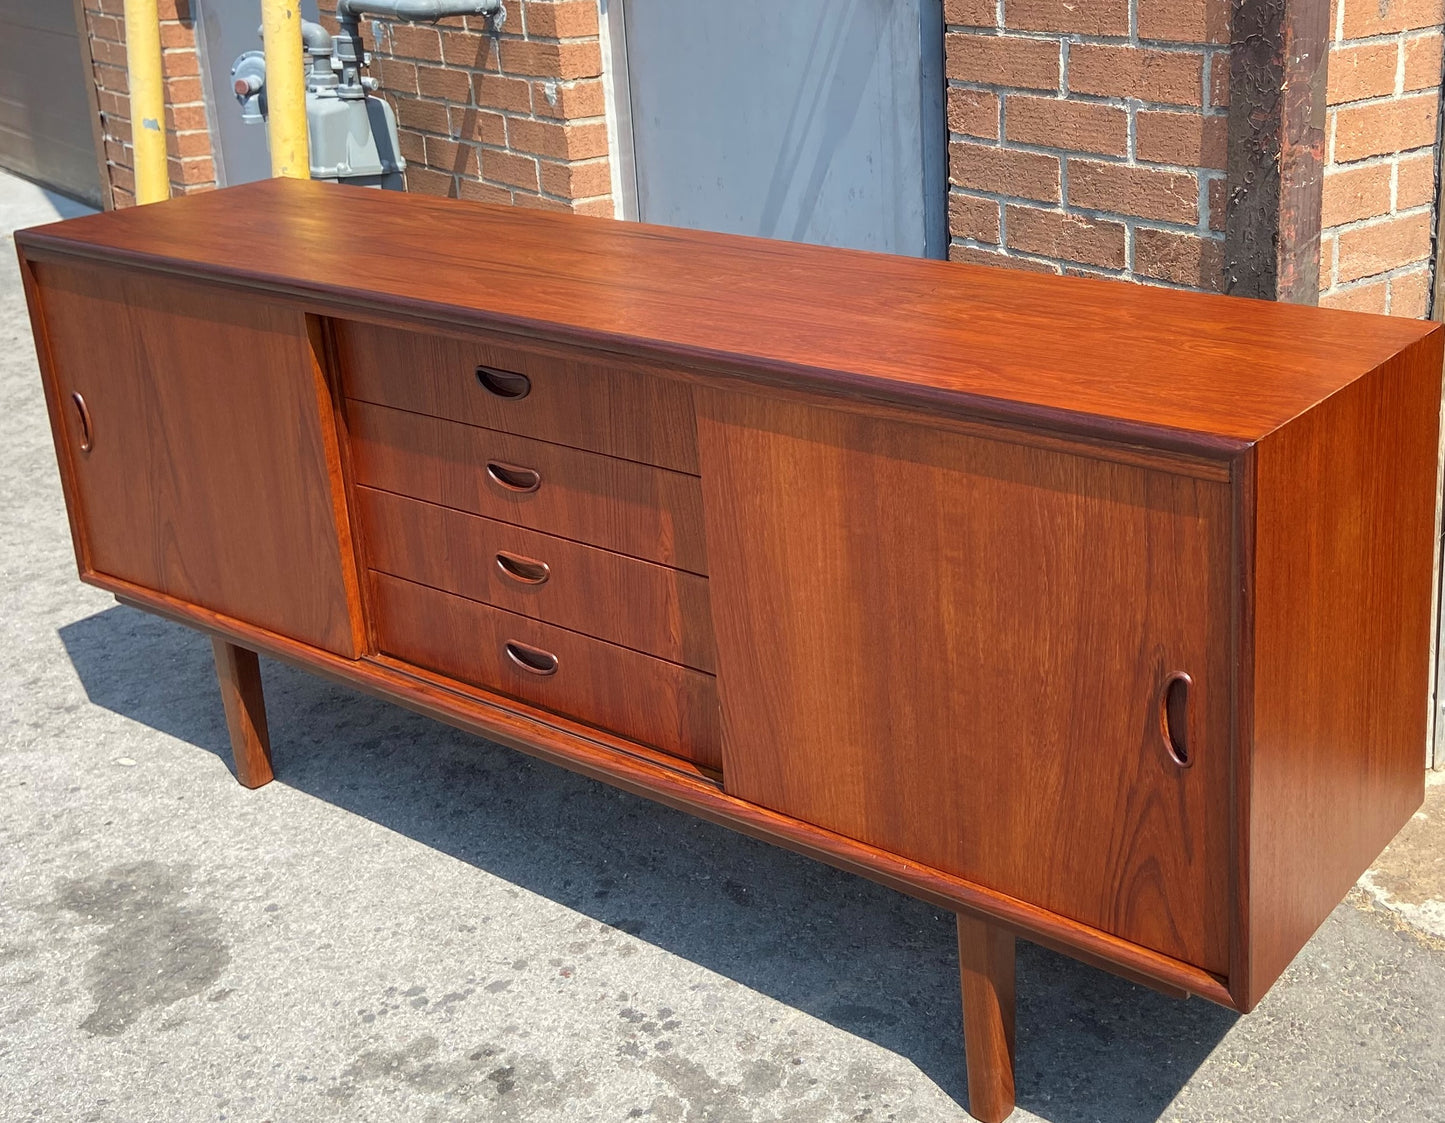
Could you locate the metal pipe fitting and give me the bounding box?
[301,20,334,52]
[335,0,503,24]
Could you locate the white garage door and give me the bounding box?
[0,1,102,206]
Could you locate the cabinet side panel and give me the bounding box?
[699,389,1234,974]
[33,260,361,657]
[1247,335,1443,1007]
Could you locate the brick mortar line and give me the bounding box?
[950,234,1221,290]
[1321,258,1434,300]
[402,63,603,81]
[1328,141,1438,170]
[950,132,1224,177]
[404,111,601,138]
[411,128,599,164]
[945,23,1226,50]
[528,185,593,205]
[1324,148,1438,170]
[1330,26,1445,48]
[949,185,1222,236]
[503,110,610,126]
[1121,212,1226,238]
[1321,201,1434,235]
[1331,25,1445,47]
[1327,88,1442,110]
[947,80,1228,115]
[1323,259,1433,292]
[951,235,1084,269]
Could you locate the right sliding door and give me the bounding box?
[697,390,1233,974]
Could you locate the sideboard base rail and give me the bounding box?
[104,574,1231,1011]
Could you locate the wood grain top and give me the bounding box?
[17,177,1438,450]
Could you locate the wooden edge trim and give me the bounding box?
[1224,0,1329,301]
[1229,447,1259,1011]
[304,314,370,658]
[15,248,92,576]
[13,236,1250,469]
[98,572,1236,1008]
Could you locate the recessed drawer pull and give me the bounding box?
[495,550,551,585]
[476,365,531,400]
[505,640,558,677]
[71,392,93,453]
[1159,671,1193,768]
[486,460,542,493]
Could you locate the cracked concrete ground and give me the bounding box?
[2,169,1443,1123]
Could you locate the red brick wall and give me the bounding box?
[79,0,217,208]
[65,1,1445,318]
[317,0,612,214]
[1318,0,1443,314]
[944,0,1230,287]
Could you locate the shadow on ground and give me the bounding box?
[60,603,1236,1122]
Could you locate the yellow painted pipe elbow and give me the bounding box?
[262,0,311,179]
[124,0,169,204]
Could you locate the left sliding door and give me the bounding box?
[27,259,362,657]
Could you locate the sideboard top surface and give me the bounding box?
[17,177,1438,450]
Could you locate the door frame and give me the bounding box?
[598,0,948,257]
[598,0,640,222]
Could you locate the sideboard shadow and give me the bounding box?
[59,604,1237,1122]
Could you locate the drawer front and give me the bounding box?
[347,401,708,572]
[372,572,722,769]
[336,319,699,473]
[357,487,716,671]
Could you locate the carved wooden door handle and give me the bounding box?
[71,392,93,453]
[1159,671,1193,768]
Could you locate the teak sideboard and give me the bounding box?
[18,178,1442,1121]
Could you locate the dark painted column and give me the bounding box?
[1224,0,1332,302]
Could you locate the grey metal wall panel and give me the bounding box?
[195,0,319,186]
[619,0,945,258]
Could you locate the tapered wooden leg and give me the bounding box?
[958,913,1016,1123]
[212,637,273,789]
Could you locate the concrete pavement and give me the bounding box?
[1,169,1443,1122]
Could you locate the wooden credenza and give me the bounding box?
[18,179,1442,1121]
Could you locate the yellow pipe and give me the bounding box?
[261,0,310,179]
[123,0,169,204]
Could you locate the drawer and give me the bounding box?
[335,319,699,473]
[357,487,716,671]
[347,401,708,572]
[371,571,722,769]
